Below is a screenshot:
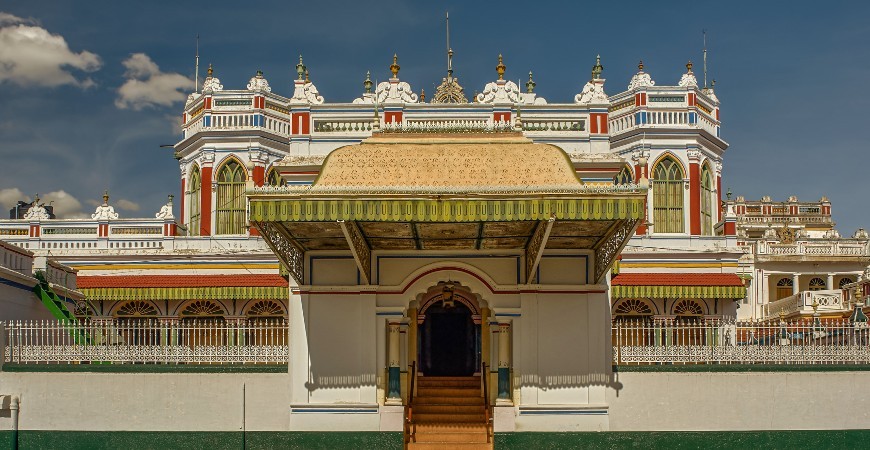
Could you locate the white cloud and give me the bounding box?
[0,13,102,88]
[115,53,192,110]
[41,190,83,219]
[116,199,140,211]
[0,187,30,210]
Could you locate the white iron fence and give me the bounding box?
[613,318,870,365]
[2,319,288,364]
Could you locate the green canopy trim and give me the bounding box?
[612,285,747,299]
[249,198,645,223]
[81,286,288,301]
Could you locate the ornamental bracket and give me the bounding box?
[592,218,640,284]
[525,216,556,284]
[339,220,372,285]
[252,221,304,285]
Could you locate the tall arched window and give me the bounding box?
[776,277,794,300]
[614,166,633,185]
[653,157,684,233]
[701,164,714,235]
[216,159,247,235]
[266,167,282,186]
[188,166,202,236]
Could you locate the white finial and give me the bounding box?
[195,34,200,93]
[703,30,708,88]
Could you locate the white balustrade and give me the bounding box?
[612,317,870,365]
[2,319,288,365]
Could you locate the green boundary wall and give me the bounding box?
[1,431,870,449]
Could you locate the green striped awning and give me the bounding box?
[249,198,646,223]
[81,286,288,301]
[611,284,747,299]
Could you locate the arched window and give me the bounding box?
[216,159,247,235]
[701,164,714,235]
[188,166,201,236]
[653,157,684,233]
[614,166,633,185]
[776,277,794,300]
[614,299,653,316]
[839,277,855,289]
[266,168,282,186]
[673,299,704,316]
[808,277,826,291]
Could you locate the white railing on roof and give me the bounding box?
[757,241,868,256]
[2,319,288,365]
[612,317,870,365]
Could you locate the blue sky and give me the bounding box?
[0,1,867,232]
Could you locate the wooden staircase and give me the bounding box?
[405,374,493,449]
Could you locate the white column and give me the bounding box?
[827,273,835,291]
[792,273,800,295]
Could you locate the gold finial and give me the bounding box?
[304,68,310,83]
[102,190,110,205]
[207,63,213,77]
[638,60,644,71]
[496,54,506,80]
[390,54,400,78]
[526,71,536,93]
[686,60,694,72]
[420,88,426,102]
[363,70,373,94]
[296,55,305,81]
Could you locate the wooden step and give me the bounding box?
[414,396,484,405]
[412,423,489,434]
[417,377,480,388]
[408,443,491,450]
[417,387,480,397]
[414,413,485,423]
[412,404,484,415]
[414,431,490,443]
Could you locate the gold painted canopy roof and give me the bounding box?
[278,133,587,195]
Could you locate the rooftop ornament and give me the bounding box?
[23,193,50,221]
[291,55,324,104]
[476,54,521,104]
[627,60,655,90]
[575,54,608,105]
[372,54,419,104]
[201,63,223,92]
[678,60,699,88]
[246,70,271,92]
[92,190,119,220]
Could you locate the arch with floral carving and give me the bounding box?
[671,298,705,316]
[113,300,160,317]
[179,299,226,317]
[613,298,655,316]
[243,299,286,317]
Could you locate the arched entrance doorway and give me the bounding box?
[417,282,482,376]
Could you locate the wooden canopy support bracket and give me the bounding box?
[525,216,556,284]
[251,221,305,285]
[339,220,372,284]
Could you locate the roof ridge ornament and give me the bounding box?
[678,60,699,88]
[201,63,223,92]
[373,54,419,104]
[476,54,520,104]
[291,55,324,105]
[156,194,175,219]
[627,59,655,90]
[574,55,608,105]
[92,190,119,220]
[247,70,271,92]
[23,193,50,221]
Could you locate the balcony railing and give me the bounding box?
[755,241,867,257]
[764,290,844,318]
[612,318,870,365]
[2,319,288,365]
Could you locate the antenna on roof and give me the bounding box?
[195,34,200,93]
[702,29,707,88]
[446,11,453,78]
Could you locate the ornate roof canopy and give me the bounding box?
[249,133,646,286]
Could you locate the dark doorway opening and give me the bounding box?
[419,301,480,376]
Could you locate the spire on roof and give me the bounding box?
[575,55,608,105]
[291,55,324,104]
[526,71,536,93]
[591,54,603,80]
[364,71,373,94]
[296,55,306,81]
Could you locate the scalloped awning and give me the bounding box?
[611,273,747,299]
[78,275,288,301]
